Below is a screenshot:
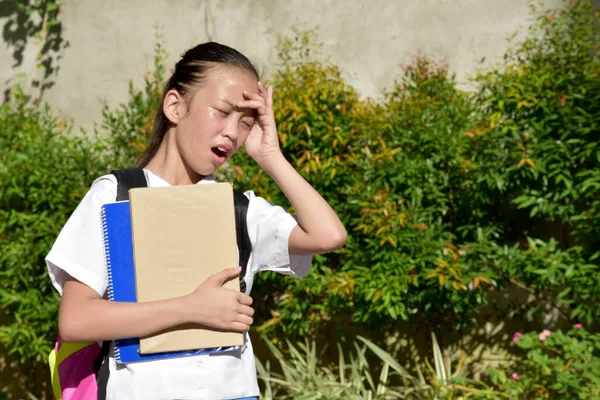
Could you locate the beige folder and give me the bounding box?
[129,183,243,354]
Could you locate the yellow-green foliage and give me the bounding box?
[227,1,600,341]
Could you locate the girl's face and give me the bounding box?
[172,66,259,177]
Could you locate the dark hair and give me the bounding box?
[136,42,260,167]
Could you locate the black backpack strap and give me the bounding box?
[95,340,110,400]
[111,168,148,201]
[233,189,252,293]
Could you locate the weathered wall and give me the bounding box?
[1,0,564,132]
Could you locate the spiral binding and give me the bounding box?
[101,206,122,361]
[100,206,115,303]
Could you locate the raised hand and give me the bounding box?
[237,81,282,169]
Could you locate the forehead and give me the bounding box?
[200,66,259,96]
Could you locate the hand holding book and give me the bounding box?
[183,266,254,333]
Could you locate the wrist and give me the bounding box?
[175,294,198,325]
[257,152,288,175]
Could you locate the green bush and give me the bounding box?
[467,0,600,325]
[471,1,600,255]
[229,0,600,340]
[224,28,495,338]
[486,326,600,399]
[0,87,107,394]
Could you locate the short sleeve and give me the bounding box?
[244,191,313,278]
[45,175,118,296]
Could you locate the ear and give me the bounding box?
[163,90,185,124]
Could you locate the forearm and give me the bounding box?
[262,153,347,253]
[59,294,190,342]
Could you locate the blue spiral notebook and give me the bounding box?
[101,201,234,363]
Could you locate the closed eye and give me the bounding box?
[217,109,230,117]
[240,116,256,130]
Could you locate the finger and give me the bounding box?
[237,99,264,108]
[229,321,251,333]
[237,304,254,317]
[237,100,266,115]
[234,313,254,327]
[242,89,263,100]
[237,293,253,306]
[257,81,267,97]
[267,86,273,116]
[208,267,242,286]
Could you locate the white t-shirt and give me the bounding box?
[45,169,312,400]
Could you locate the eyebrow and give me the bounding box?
[216,98,235,107]
[217,98,257,118]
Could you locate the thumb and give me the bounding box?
[207,267,242,287]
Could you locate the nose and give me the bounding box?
[221,118,239,143]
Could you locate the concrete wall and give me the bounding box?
[0,0,565,132]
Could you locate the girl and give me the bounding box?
[46,42,346,399]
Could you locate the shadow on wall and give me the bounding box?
[0,0,69,101]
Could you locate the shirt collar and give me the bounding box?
[143,169,216,187]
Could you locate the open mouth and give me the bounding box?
[211,146,229,163]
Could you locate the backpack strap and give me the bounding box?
[112,168,148,201]
[95,340,110,399]
[233,189,252,293]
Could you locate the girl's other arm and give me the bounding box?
[262,154,347,255]
[240,83,347,255]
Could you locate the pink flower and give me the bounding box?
[574,323,583,329]
[512,332,522,344]
[512,373,520,381]
[539,329,551,341]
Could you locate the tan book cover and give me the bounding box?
[128,183,243,354]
